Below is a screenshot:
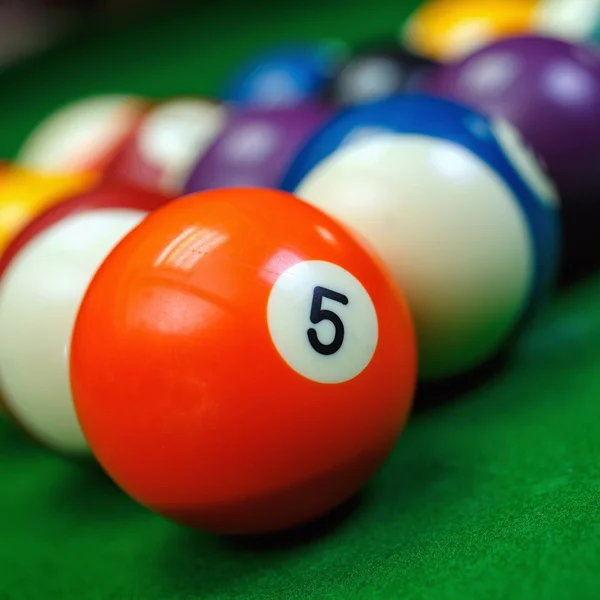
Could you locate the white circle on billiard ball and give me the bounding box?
[137,98,228,192]
[267,260,379,384]
[0,208,147,454]
[293,133,534,380]
[491,118,559,207]
[337,57,404,103]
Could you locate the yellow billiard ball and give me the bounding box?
[0,167,97,257]
[400,0,537,62]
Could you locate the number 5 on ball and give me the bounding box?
[71,188,416,535]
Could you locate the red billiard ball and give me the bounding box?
[0,182,172,455]
[104,97,229,194]
[70,187,417,534]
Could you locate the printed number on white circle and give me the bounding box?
[267,260,379,384]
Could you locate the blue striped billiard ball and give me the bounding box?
[281,93,561,381]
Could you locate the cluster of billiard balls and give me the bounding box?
[1,0,600,536]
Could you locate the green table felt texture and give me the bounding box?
[0,1,599,599]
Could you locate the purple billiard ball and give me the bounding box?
[183,104,332,193]
[424,35,600,281]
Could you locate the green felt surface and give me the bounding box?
[1,1,600,599]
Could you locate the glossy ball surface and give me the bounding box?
[532,0,600,43]
[104,97,229,195]
[0,167,97,256]
[401,0,537,62]
[184,104,331,192]
[70,187,416,534]
[323,41,438,107]
[221,42,346,108]
[0,183,171,455]
[425,35,600,279]
[281,94,560,381]
[16,94,149,174]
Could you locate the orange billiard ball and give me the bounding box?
[70,187,417,535]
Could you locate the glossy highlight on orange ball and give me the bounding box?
[70,187,417,535]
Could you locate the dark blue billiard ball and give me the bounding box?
[322,40,438,107]
[280,93,561,381]
[220,42,346,108]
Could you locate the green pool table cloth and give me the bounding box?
[0,1,599,598]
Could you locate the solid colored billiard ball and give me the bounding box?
[221,42,347,108]
[532,0,600,42]
[0,167,97,257]
[400,0,537,62]
[103,97,229,195]
[0,182,171,455]
[70,187,417,534]
[183,103,332,193]
[16,94,149,174]
[281,94,560,381]
[322,41,438,107]
[424,35,600,281]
